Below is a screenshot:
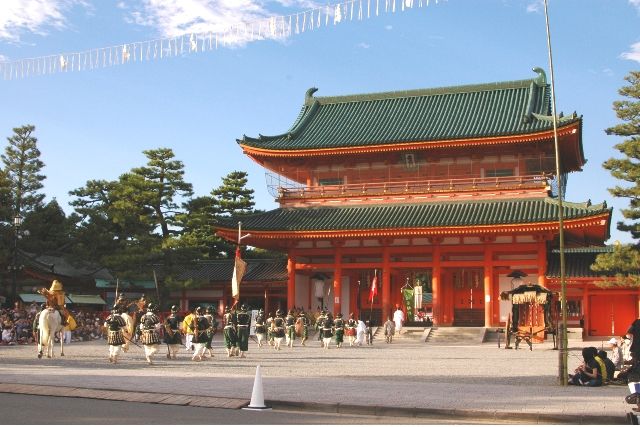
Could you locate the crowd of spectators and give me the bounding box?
[0,303,106,346]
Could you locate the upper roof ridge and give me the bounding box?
[304,68,547,106]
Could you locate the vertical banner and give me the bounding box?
[232,246,247,301]
[402,287,414,320]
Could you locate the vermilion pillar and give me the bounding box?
[333,246,343,315]
[287,254,295,310]
[432,245,441,326]
[483,246,493,327]
[381,245,391,321]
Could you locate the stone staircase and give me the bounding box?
[373,326,429,343]
[425,327,486,345]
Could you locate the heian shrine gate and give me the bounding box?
[216,68,632,334]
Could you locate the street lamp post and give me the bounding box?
[9,214,23,308]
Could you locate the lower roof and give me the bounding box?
[216,197,610,237]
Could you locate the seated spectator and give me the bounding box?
[2,324,15,345]
[568,347,603,386]
[598,350,616,382]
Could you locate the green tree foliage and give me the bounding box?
[19,199,75,254]
[128,148,193,239]
[2,125,46,216]
[592,244,640,287]
[211,171,255,217]
[172,195,223,259]
[593,71,640,285]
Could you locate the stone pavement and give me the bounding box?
[0,334,630,424]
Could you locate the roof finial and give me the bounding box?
[305,87,318,103]
[532,67,547,86]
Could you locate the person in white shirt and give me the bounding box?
[393,306,405,335]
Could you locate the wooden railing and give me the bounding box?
[276,174,550,201]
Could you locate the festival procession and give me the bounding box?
[28,275,394,366]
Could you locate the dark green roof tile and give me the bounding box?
[217,198,610,232]
[177,259,287,282]
[546,247,613,278]
[239,69,580,151]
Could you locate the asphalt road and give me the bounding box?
[0,393,516,425]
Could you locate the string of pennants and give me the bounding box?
[0,0,440,81]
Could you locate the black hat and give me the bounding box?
[276,309,283,316]
[240,304,248,311]
[147,303,156,311]
[171,305,178,312]
[205,306,213,314]
[195,306,203,315]
[336,313,342,318]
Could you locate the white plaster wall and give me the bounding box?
[295,273,310,310]
[340,276,350,317]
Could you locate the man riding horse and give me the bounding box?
[37,280,73,328]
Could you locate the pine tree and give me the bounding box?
[2,125,46,216]
[211,171,255,217]
[592,71,640,284]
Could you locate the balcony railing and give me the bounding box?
[274,174,550,202]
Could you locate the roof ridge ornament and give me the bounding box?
[532,67,547,86]
[305,87,319,104]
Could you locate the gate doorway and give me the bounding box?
[451,268,484,326]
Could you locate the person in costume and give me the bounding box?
[333,312,345,348]
[182,308,196,351]
[189,306,210,361]
[236,304,251,358]
[204,306,218,358]
[271,309,286,351]
[355,318,366,346]
[285,309,296,348]
[139,303,161,364]
[223,306,238,357]
[393,305,405,336]
[383,316,395,343]
[37,280,71,327]
[297,309,309,346]
[255,309,267,347]
[345,313,358,347]
[321,313,334,350]
[315,310,327,347]
[104,307,127,364]
[163,305,182,360]
[266,312,275,346]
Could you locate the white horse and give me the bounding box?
[120,312,135,352]
[38,308,64,359]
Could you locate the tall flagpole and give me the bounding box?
[543,0,568,386]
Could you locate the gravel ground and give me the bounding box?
[0,332,630,421]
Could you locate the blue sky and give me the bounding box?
[1,0,640,244]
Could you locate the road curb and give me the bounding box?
[0,382,628,424]
[266,399,627,425]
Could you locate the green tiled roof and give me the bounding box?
[239,68,580,151]
[177,259,287,283]
[217,198,610,232]
[546,247,613,278]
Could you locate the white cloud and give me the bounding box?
[0,54,8,62]
[621,41,640,63]
[526,0,543,13]
[0,0,86,42]
[385,25,393,30]
[125,0,323,46]
[630,0,640,11]
[357,42,370,49]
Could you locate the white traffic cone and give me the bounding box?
[243,365,271,410]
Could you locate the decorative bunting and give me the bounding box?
[0,0,440,80]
